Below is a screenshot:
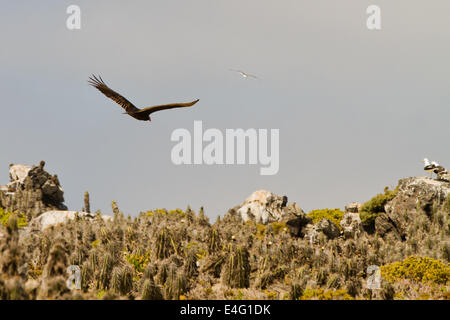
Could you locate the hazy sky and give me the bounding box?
[1,1,449,218]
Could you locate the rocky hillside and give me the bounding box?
[0,161,67,220]
[0,161,448,300]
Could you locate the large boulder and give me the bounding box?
[283,202,312,237]
[437,171,450,182]
[316,219,340,239]
[303,219,340,242]
[232,190,312,237]
[375,177,450,239]
[236,190,288,224]
[9,164,32,184]
[340,202,364,239]
[27,210,112,232]
[0,161,67,219]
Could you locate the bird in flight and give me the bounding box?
[88,75,199,122]
[229,69,258,79]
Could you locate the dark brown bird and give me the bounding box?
[88,75,199,122]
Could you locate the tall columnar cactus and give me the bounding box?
[185,205,195,223]
[111,266,133,296]
[221,244,250,288]
[43,239,68,279]
[164,264,187,300]
[141,278,163,300]
[156,227,177,259]
[97,253,113,289]
[112,201,120,217]
[208,228,220,254]
[83,191,90,213]
[0,214,24,278]
[197,206,209,225]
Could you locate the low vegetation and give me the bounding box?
[359,187,398,232]
[308,209,344,230]
[0,192,448,300]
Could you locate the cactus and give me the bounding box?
[221,244,250,288]
[80,261,92,292]
[185,205,194,223]
[97,253,113,290]
[43,240,68,278]
[141,278,163,300]
[156,228,177,259]
[164,265,187,300]
[197,206,209,225]
[183,249,198,279]
[208,228,220,254]
[289,281,304,300]
[111,266,133,296]
[83,191,90,213]
[112,201,120,217]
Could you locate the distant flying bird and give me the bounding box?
[229,69,258,79]
[88,75,199,122]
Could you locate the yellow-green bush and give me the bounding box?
[0,208,28,228]
[125,251,150,273]
[381,256,450,285]
[146,208,185,218]
[360,187,398,229]
[300,288,353,300]
[307,209,344,230]
[254,222,287,240]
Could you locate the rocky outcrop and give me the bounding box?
[236,190,288,224]
[0,161,67,219]
[375,177,450,239]
[283,202,312,237]
[340,202,364,239]
[437,171,450,182]
[27,210,112,232]
[231,190,313,237]
[303,219,340,241]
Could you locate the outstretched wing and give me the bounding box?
[229,68,258,79]
[88,75,140,114]
[135,99,199,116]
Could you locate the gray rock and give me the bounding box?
[437,171,450,182]
[340,203,364,239]
[236,190,288,224]
[376,176,450,239]
[316,219,340,239]
[303,219,340,241]
[283,202,312,237]
[27,210,112,232]
[345,202,361,213]
[303,224,320,244]
[0,161,67,219]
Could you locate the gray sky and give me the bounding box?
[1,1,449,218]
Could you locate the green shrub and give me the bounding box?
[0,208,28,228]
[300,287,353,300]
[146,208,185,218]
[381,256,450,285]
[125,251,150,273]
[359,187,398,230]
[308,209,344,230]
